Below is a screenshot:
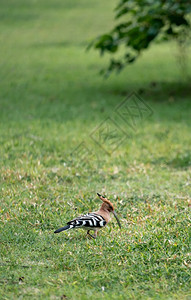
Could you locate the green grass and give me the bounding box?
[0,0,191,299]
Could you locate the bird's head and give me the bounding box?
[97,193,121,228]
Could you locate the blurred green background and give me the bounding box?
[0,1,191,299]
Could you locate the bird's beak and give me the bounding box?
[113,211,121,228]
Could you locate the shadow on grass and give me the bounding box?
[55,233,92,243]
[31,41,88,48]
[149,152,191,169]
[167,152,191,169]
[108,80,191,101]
[0,13,39,24]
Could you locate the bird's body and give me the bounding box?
[54,212,106,234]
[54,193,121,238]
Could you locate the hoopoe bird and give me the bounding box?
[54,193,121,238]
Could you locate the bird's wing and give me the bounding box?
[67,213,106,228]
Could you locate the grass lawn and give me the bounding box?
[0,0,191,299]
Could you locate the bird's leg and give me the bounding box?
[87,230,97,239]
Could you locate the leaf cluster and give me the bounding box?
[90,0,191,76]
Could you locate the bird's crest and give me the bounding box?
[97,193,114,210]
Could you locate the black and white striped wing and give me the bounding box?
[67,213,106,229]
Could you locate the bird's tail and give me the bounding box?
[54,224,71,234]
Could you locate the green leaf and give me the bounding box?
[90,0,191,76]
